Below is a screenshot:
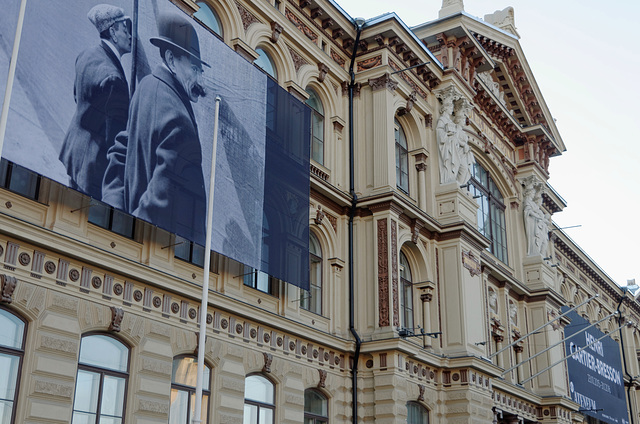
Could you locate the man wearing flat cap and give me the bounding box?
[59,4,132,200]
[103,11,209,242]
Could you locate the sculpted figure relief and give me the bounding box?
[523,177,550,256]
[436,91,475,186]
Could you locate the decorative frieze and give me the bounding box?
[285,8,318,43]
[377,219,390,327]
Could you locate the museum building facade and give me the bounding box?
[1,0,639,423]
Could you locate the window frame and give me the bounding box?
[71,333,130,424]
[0,158,41,201]
[174,235,206,268]
[170,355,212,424]
[406,401,429,424]
[468,162,508,264]
[303,388,329,424]
[399,251,414,332]
[0,306,27,424]
[88,199,136,239]
[244,374,275,424]
[394,119,409,194]
[193,1,223,39]
[301,232,323,315]
[305,88,325,165]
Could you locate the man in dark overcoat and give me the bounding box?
[102,11,209,242]
[59,4,131,199]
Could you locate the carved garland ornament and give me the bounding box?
[1,274,17,303]
[377,219,390,327]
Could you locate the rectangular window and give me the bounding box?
[243,266,278,296]
[0,158,40,200]
[175,235,205,267]
[88,199,135,239]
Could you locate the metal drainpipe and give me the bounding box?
[348,18,364,424]
[617,294,636,424]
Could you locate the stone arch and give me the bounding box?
[398,237,431,286]
[246,27,296,83]
[394,108,423,152]
[193,0,244,43]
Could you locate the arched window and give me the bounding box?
[305,88,325,165]
[244,374,275,423]
[170,356,212,424]
[194,2,222,37]
[406,402,428,424]
[72,334,129,424]
[255,48,278,80]
[395,119,409,193]
[399,251,414,331]
[304,389,328,424]
[301,232,322,314]
[0,307,26,424]
[468,162,508,263]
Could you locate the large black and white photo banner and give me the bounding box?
[0,0,310,289]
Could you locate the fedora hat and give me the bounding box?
[150,12,210,68]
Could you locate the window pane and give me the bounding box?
[304,390,327,415]
[191,243,205,267]
[0,353,19,401]
[256,272,270,293]
[99,417,122,424]
[100,375,126,417]
[110,209,134,238]
[79,335,128,372]
[172,357,211,389]
[194,2,222,36]
[255,49,277,80]
[73,370,100,414]
[0,310,24,349]
[190,393,209,424]
[7,163,38,198]
[72,411,98,424]
[88,200,110,229]
[259,408,274,424]
[0,159,8,187]
[245,375,273,404]
[243,404,258,424]
[175,236,191,261]
[0,400,14,424]
[170,389,189,424]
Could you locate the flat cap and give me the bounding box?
[87,4,131,34]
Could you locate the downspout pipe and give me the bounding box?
[617,292,636,424]
[348,17,365,424]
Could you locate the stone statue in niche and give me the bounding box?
[509,301,518,327]
[454,103,476,185]
[523,177,550,256]
[436,89,476,186]
[436,96,458,184]
[488,288,498,315]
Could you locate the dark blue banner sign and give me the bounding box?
[562,307,628,424]
[0,0,310,289]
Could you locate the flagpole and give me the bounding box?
[0,0,28,155]
[193,95,221,424]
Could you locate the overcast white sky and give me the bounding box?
[337,0,640,286]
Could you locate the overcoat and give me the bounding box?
[103,65,206,242]
[59,41,129,198]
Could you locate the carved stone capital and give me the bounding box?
[421,292,433,302]
[415,162,427,172]
[368,73,397,92]
[1,274,17,304]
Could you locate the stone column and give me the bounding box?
[413,151,428,212]
[419,283,435,349]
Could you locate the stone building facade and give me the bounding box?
[1,0,639,423]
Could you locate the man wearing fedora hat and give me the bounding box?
[103,11,209,241]
[59,4,132,200]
